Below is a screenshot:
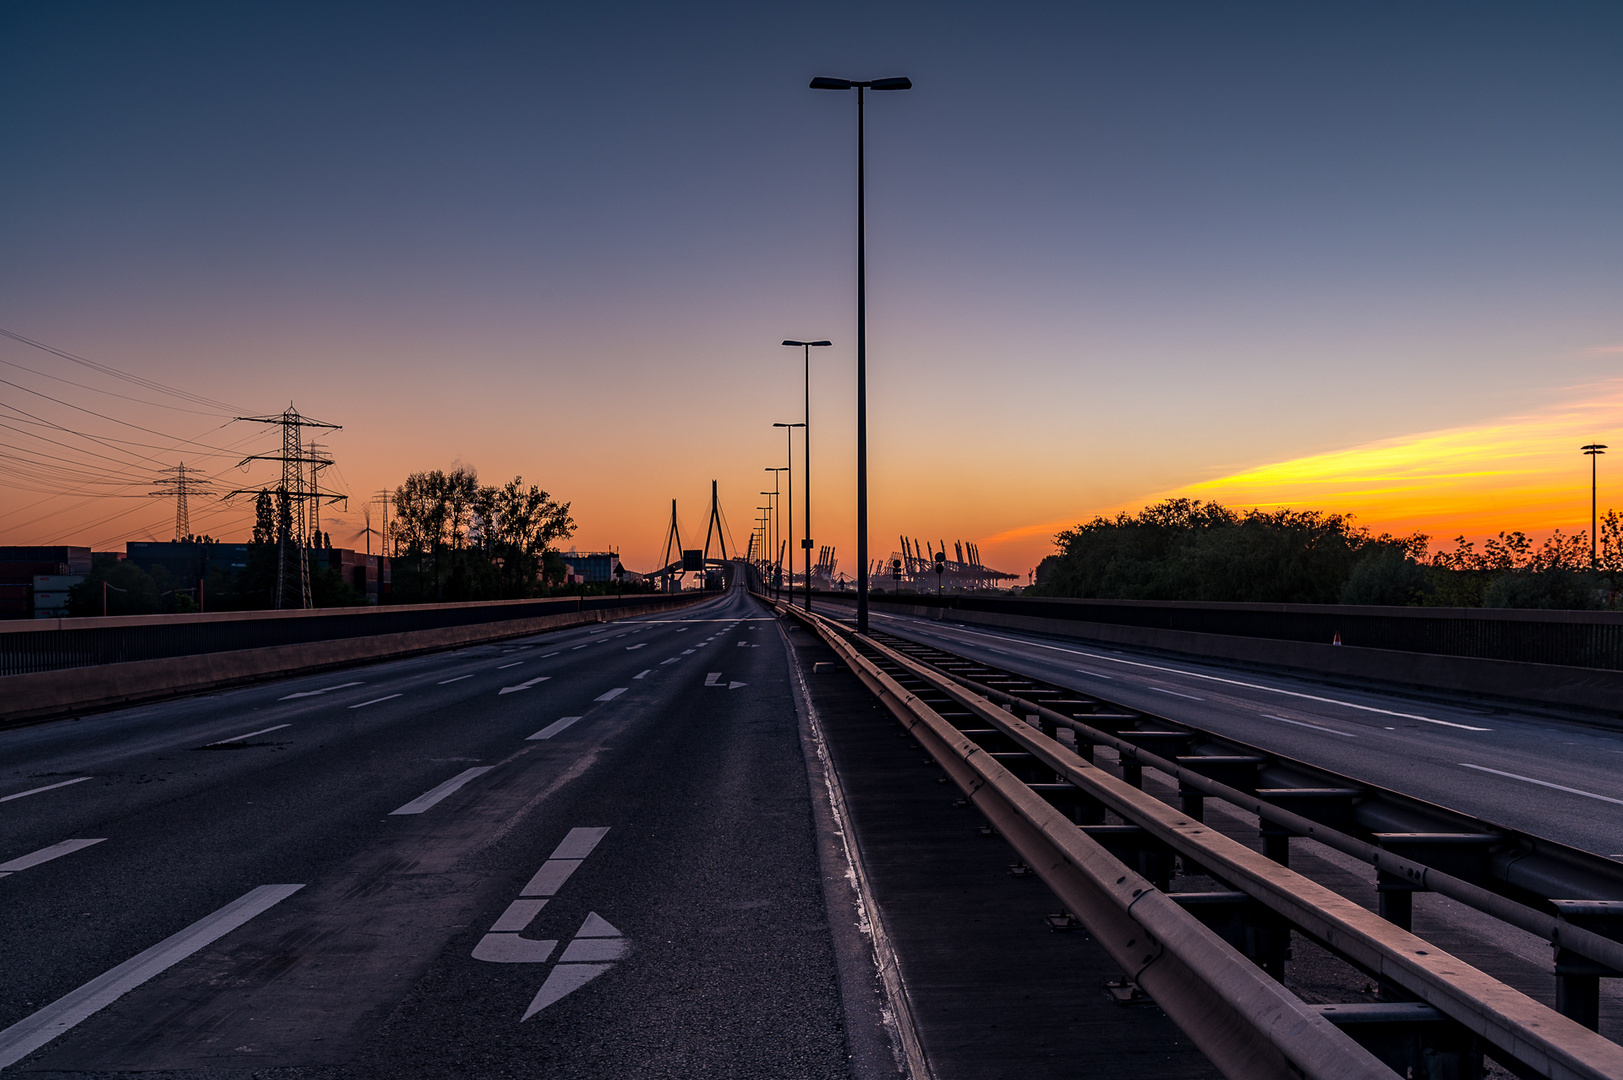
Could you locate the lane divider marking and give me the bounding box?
[0,884,303,1069]
[498,662,524,670]
[1262,714,1358,738]
[594,688,627,702]
[1150,687,1203,701]
[205,724,290,747]
[659,657,680,665]
[349,694,403,709]
[0,838,106,877]
[540,652,559,658]
[499,676,552,696]
[278,681,363,701]
[1458,763,1623,806]
[528,717,581,741]
[0,778,92,804]
[626,643,647,651]
[633,669,651,680]
[438,674,475,684]
[389,767,495,815]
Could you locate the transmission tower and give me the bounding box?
[226,405,343,609]
[150,463,213,541]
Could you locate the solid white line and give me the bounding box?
[438,674,475,684]
[1458,764,1623,806]
[349,694,403,709]
[0,838,106,873]
[904,620,1490,731]
[1149,687,1202,701]
[528,717,582,740]
[498,661,524,670]
[594,688,627,702]
[1261,714,1358,738]
[0,777,92,803]
[633,669,651,680]
[0,883,303,1069]
[389,767,495,815]
[205,724,291,746]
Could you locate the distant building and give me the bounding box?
[0,547,91,619]
[309,546,389,603]
[561,550,618,585]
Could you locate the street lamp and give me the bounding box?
[1584,444,1608,567]
[811,74,911,634]
[757,504,773,589]
[783,340,831,612]
[763,476,785,597]
[774,421,806,608]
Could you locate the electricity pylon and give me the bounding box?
[226,405,343,609]
[150,463,212,541]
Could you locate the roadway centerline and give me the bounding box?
[204,724,291,746]
[1,777,93,803]
[0,884,304,1070]
[389,767,495,815]
[892,618,1491,732]
[1458,764,1623,806]
[349,694,403,709]
[0,837,106,877]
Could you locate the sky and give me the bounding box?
[3,2,1622,579]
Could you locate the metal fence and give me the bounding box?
[863,593,1623,671]
[0,593,690,677]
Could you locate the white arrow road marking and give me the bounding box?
[1,778,92,803]
[528,717,581,740]
[0,838,105,877]
[594,687,626,702]
[704,673,722,686]
[490,898,548,932]
[626,643,647,650]
[499,676,552,695]
[523,913,628,1019]
[0,884,302,1069]
[729,682,747,690]
[205,724,290,746]
[474,829,609,966]
[389,767,494,815]
[278,681,363,700]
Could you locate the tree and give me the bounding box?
[472,477,575,597]
[252,490,275,545]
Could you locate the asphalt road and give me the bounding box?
[834,604,1623,860]
[0,583,865,1078]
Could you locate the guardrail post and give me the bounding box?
[1551,901,1623,1031]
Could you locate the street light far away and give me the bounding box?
[810,75,911,634]
[783,340,831,613]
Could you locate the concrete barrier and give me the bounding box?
[867,600,1623,716]
[1,594,704,727]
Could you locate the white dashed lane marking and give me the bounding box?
[349,694,403,709]
[205,724,290,746]
[389,767,494,815]
[594,688,627,702]
[0,838,106,878]
[1,778,93,803]
[278,681,364,701]
[528,717,582,740]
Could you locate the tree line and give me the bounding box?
[389,467,579,602]
[1030,498,1621,609]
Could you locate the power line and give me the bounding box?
[0,326,241,412]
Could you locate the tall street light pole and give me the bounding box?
[811,74,911,634]
[783,340,830,612]
[1584,444,1608,567]
[764,473,785,597]
[774,421,806,607]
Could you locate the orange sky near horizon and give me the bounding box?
[976,373,1623,568]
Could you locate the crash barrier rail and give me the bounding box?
[0,592,705,677]
[817,590,1623,672]
[773,596,1623,1079]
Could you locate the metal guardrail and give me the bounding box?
[843,591,1623,671]
[774,597,1623,1079]
[0,593,702,677]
